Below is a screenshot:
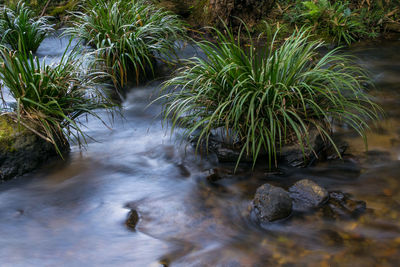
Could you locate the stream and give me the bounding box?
[0,35,400,266]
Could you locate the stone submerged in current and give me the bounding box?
[320,191,367,220]
[289,179,329,212]
[251,184,293,222]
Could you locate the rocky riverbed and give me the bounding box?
[0,35,400,266]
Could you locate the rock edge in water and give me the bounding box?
[191,128,339,167]
[251,179,366,223]
[0,115,68,181]
[252,183,293,223]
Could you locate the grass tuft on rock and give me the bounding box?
[160,24,381,169]
[0,44,115,155]
[0,1,53,53]
[66,0,187,88]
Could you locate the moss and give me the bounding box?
[0,115,23,152]
[49,0,79,17]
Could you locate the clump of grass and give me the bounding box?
[160,24,381,169]
[0,44,115,154]
[0,1,53,53]
[67,0,187,88]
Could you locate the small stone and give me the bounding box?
[126,209,139,230]
[252,184,292,222]
[289,179,329,211]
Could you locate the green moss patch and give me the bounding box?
[0,115,26,152]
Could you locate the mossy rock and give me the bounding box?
[0,115,68,181]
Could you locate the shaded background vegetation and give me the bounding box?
[1,0,399,42]
[0,0,79,22]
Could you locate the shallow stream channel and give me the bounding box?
[0,35,400,266]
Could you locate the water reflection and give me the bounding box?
[0,36,400,266]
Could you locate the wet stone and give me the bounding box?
[0,115,68,181]
[126,209,140,230]
[252,184,292,222]
[289,179,329,211]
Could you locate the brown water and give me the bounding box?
[0,36,400,266]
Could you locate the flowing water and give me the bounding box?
[0,35,400,266]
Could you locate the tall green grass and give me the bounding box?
[67,0,186,87]
[0,44,115,154]
[160,25,381,168]
[0,1,53,53]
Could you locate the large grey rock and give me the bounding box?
[252,184,292,222]
[0,115,67,181]
[289,179,329,211]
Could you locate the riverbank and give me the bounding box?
[2,1,399,43]
[155,0,400,45]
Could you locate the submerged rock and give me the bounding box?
[320,191,367,220]
[252,184,292,222]
[0,115,66,181]
[289,179,329,211]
